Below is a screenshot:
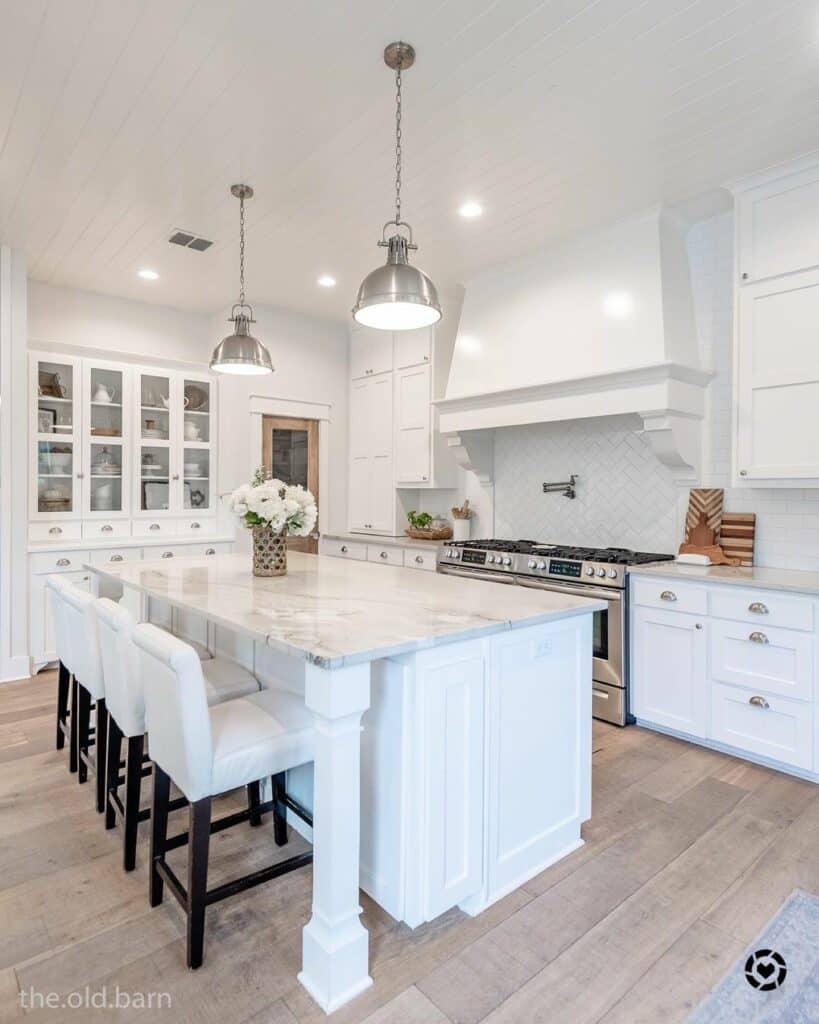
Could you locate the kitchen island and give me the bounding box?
[86,551,603,1014]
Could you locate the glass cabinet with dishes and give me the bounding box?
[29,352,217,525]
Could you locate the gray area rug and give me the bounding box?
[688,889,819,1023]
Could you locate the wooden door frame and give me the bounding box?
[261,414,319,553]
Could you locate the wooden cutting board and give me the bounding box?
[720,512,756,566]
[685,488,724,542]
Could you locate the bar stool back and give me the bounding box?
[45,575,77,767]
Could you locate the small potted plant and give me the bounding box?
[405,509,453,540]
[229,468,317,577]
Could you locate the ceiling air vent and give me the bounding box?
[168,229,213,251]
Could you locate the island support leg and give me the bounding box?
[299,661,373,1014]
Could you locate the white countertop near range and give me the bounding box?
[629,561,819,597]
[86,550,604,668]
[321,531,443,550]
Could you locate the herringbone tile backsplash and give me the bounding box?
[494,416,678,552]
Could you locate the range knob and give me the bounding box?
[502,556,512,566]
[486,554,495,563]
[537,561,546,570]
[451,549,460,559]
[585,567,595,576]
[607,569,618,579]
[528,559,537,569]
[596,568,606,577]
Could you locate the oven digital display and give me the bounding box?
[548,559,582,578]
[461,549,487,565]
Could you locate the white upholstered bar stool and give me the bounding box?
[132,623,315,969]
[45,575,81,773]
[95,598,261,871]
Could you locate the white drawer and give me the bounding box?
[709,681,813,771]
[132,519,178,539]
[202,542,231,556]
[142,545,189,562]
[368,544,403,567]
[710,620,814,702]
[82,520,131,541]
[631,578,708,615]
[88,547,143,568]
[404,548,437,571]
[176,517,217,538]
[709,587,814,632]
[321,538,368,561]
[30,550,91,575]
[29,521,82,543]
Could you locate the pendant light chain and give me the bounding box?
[238,193,246,306]
[394,63,402,225]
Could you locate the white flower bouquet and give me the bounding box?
[229,468,317,537]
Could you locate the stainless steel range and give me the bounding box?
[437,540,674,726]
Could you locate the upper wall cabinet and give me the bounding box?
[733,159,819,485]
[350,326,394,379]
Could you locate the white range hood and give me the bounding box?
[436,207,712,483]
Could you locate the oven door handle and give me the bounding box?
[515,577,622,602]
[438,566,516,584]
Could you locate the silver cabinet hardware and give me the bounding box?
[82,575,90,582]
[48,526,62,535]
[695,623,703,630]
[415,555,424,564]
[161,551,173,558]
[340,545,348,553]
[421,475,428,481]
[739,470,748,476]
[101,524,113,533]
[379,551,388,559]
[748,601,768,614]
[172,474,180,481]
[110,554,124,562]
[749,695,770,709]
[56,558,71,567]
[749,631,768,644]
[660,590,677,602]
[205,548,216,555]
[190,522,201,529]
[77,472,84,479]
[423,354,429,361]
[149,523,160,531]
[741,272,749,280]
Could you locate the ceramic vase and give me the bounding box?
[252,526,287,577]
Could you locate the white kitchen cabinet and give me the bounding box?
[395,364,431,484]
[30,354,83,520]
[348,371,401,534]
[631,606,708,738]
[710,683,813,772]
[350,325,393,380]
[394,327,432,369]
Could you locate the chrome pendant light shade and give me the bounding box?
[353,42,442,332]
[210,184,274,375]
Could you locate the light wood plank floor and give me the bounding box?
[1,670,817,1023]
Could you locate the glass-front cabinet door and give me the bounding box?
[83,361,128,517]
[136,370,174,515]
[180,377,213,513]
[32,355,80,517]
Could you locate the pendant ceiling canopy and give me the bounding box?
[353,42,442,332]
[210,184,274,375]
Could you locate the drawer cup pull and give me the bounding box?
[48,526,62,535]
[748,601,768,614]
[110,555,124,562]
[190,522,200,529]
[161,552,173,558]
[149,523,160,531]
[379,551,388,559]
[340,545,348,553]
[415,555,424,563]
[749,631,768,644]
[660,590,677,602]
[101,524,113,533]
[56,558,70,567]
[205,548,215,555]
[749,695,770,709]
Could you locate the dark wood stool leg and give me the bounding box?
[272,772,288,846]
[77,684,91,784]
[247,780,262,826]
[94,699,109,814]
[56,662,70,750]
[104,716,123,830]
[123,734,145,871]
[69,676,79,774]
[150,765,171,908]
[187,797,211,970]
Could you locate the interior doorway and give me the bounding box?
[261,415,319,553]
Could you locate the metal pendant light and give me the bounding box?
[210,184,274,375]
[353,42,442,332]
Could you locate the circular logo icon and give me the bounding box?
[744,949,787,991]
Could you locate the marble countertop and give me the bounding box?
[629,561,819,597]
[86,551,604,669]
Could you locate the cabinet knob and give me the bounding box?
[340,545,348,553]
[110,554,123,562]
[172,474,180,481]
[423,355,429,361]
[741,272,749,280]
[748,601,768,615]
[190,522,200,529]
[415,555,424,564]
[380,551,388,559]
[101,524,113,533]
[422,476,428,481]
[694,623,702,630]
[76,472,84,480]
[749,695,769,709]
[749,631,768,644]
[56,558,70,567]
[48,526,62,535]
[739,470,748,477]
[161,551,173,558]
[660,590,677,602]
[149,523,160,531]
[205,548,216,555]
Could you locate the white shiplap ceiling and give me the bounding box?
[2,0,819,322]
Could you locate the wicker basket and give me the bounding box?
[405,526,453,541]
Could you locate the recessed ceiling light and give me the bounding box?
[317,274,337,288]
[138,268,159,281]
[458,200,483,218]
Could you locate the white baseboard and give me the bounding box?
[0,655,32,683]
